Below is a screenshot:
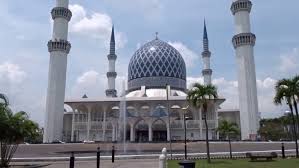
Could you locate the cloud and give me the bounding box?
[187,76,203,88]
[103,0,163,17]
[169,41,199,68]
[279,48,299,73]
[0,62,26,83]
[69,4,127,49]
[69,70,127,99]
[70,70,104,98]
[0,62,45,125]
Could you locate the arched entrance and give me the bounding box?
[135,120,148,142]
[152,119,167,142]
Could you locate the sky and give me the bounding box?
[0,0,299,126]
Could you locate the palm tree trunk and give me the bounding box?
[204,114,211,163]
[289,104,299,158]
[228,138,232,159]
[293,97,299,134]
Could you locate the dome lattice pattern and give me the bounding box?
[128,39,186,91]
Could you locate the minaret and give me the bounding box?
[106,26,117,97]
[202,21,212,85]
[43,0,72,143]
[43,0,72,142]
[231,0,259,140]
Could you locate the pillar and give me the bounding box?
[199,109,203,140]
[86,110,91,141]
[112,125,116,142]
[149,124,153,142]
[102,108,107,141]
[71,109,75,142]
[130,124,135,142]
[167,124,170,141]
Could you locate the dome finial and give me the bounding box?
[155,32,159,40]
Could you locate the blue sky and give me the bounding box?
[0,0,299,126]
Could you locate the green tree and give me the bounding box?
[274,79,299,158]
[258,118,287,141]
[187,83,218,163]
[0,94,39,167]
[281,113,294,139]
[217,120,240,159]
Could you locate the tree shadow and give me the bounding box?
[209,160,232,165]
[249,160,277,163]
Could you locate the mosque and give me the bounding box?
[43,0,259,143]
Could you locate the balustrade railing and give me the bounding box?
[186,120,200,129]
[171,120,183,129]
[202,120,217,129]
[90,122,103,130]
[74,122,86,130]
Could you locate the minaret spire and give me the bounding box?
[203,19,208,41]
[111,25,115,43]
[201,20,212,85]
[106,26,117,97]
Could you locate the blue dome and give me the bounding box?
[128,39,186,91]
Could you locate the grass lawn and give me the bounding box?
[168,159,299,168]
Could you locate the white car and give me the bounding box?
[83,140,95,144]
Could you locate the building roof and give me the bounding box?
[128,38,186,91]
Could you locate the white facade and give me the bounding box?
[231,0,259,140]
[62,89,228,142]
[43,0,72,143]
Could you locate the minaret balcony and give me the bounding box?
[201,51,211,58]
[107,72,117,78]
[51,7,72,21]
[106,89,117,97]
[202,69,212,76]
[231,0,252,15]
[107,54,117,60]
[232,33,256,49]
[48,39,71,54]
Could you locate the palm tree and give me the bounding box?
[274,79,299,158]
[0,95,39,167]
[217,120,239,159]
[187,83,218,163]
[292,75,299,130]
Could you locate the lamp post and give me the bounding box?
[182,106,189,160]
[179,105,196,168]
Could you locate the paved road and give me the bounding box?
[14,141,297,158]
[12,159,158,168]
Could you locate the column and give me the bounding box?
[199,109,203,140]
[167,124,170,141]
[71,109,75,142]
[149,124,153,142]
[112,125,116,142]
[130,124,135,142]
[102,108,107,141]
[87,110,91,141]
